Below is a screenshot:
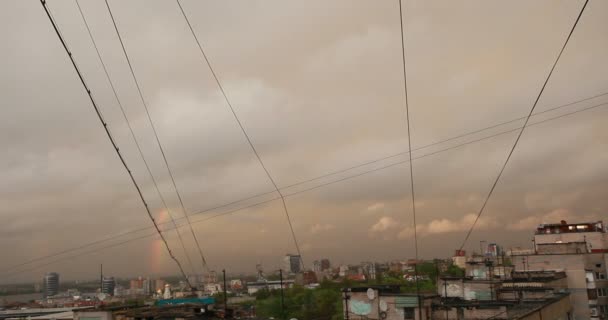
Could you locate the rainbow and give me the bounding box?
[149,209,169,274]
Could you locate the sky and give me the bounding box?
[1,0,607,284]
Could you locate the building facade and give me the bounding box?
[43,272,60,298]
[284,254,302,274]
[101,277,115,296]
[511,220,608,320]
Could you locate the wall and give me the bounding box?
[517,295,571,320]
[437,279,497,301]
[512,253,596,320]
[73,311,112,320]
[535,231,608,250]
[344,290,430,320]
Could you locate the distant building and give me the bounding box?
[230,279,243,291]
[142,278,154,295]
[203,271,217,284]
[452,249,467,269]
[312,260,322,272]
[204,283,222,295]
[101,277,115,296]
[129,278,143,290]
[163,284,171,299]
[246,279,294,295]
[321,259,331,271]
[339,265,348,277]
[43,272,60,298]
[361,261,377,280]
[154,279,166,293]
[511,220,608,319]
[284,254,302,274]
[301,271,318,285]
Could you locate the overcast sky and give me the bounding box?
[1,0,607,284]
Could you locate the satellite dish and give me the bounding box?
[380,311,388,319]
[97,293,107,301]
[379,300,388,312]
[367,288,375,300]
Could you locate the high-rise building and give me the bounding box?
[511,220,608,320]
[142,278,154,295]
[130,277,143,290]
[312,260,322,272]
[320,259,331,271]
[361,261,377,280]
[284,254,302,274]
[204,271,217,284]
[43,272,59,298]
[102,277,115,295]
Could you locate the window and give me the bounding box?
[600,305,608,315]
[589,289,599,299]
[596,272,606,280]
[403,307,415,320]
[598,288,608,297]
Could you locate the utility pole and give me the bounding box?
[279,269,285,319]
[344,290,350,320]
[100,264,103,293]
[444,279,448,320]
[222,269,228,316]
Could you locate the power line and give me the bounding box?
[397,0,422,317]
[176,0,305,268]
[104,0,209,274]
[38,0,192,289]
[74,0,196,276]
[457,0,589,252]
[3,97,606,276]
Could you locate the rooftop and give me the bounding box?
[535,220,604,234]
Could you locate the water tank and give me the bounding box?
[102,277,115,295]
[44,272,59,298]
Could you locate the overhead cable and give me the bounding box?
[38,0,193,289]
[74,0,196,275]
[457,0,590,251]
[397,0,422,316]
[176,0,305,268]
[4,97,607,275]
[104,0,209,273]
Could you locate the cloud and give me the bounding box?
[310,223,335,234]
[366,202,385,213]
[370,216,400,233]
[506,208,599,231]
[398,214,499,239]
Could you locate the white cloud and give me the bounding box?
[398,214,498,239]
[370,216,399,233]
[310,223,335,234]
[366,202,385,213]
[506,208,599,231]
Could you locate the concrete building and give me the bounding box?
[101,277,115,296]
[246,279,295,295]
[436,269,572,319]
[321,259,331,271]
[342,285,435,320]
[284,254,302,274]
[361,261,377,280]
[312,260,322,272]
[43,272,60,298]
[452,250,467,269]
[511,220,608,319]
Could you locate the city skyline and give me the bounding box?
[1,0,607,284]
